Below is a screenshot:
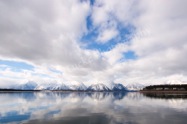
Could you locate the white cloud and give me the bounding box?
[0,0,187,87]
[98,0,187,84]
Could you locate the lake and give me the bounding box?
[0,91,187,124]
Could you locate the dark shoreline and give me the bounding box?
[140,84,187,94]
[139,90,187,94]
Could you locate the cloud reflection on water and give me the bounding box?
[0,92,187,124]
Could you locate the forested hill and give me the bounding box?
[142,84,187,91]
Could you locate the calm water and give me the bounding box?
[0,92,187,124]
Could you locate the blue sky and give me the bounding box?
[81,22,134,52]
[0,0,187,86]
[0,60,34,71]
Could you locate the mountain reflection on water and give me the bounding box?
[0,92,187,124]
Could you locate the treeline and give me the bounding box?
[142,84,187,91]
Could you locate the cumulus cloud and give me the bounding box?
[0,0,187,87]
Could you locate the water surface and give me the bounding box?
[0,91,187,124]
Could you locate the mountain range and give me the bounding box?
[8,81,131,91]
[2,80,185,91]
[124,83,145,91]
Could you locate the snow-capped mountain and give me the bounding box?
[165,80,183,85]
[13,81,69,91]
[17,81,38,90]
[87,83,111,91]
[111,83,128,91]
[68,82,87,90]
[7,81,146,91]
[125,83,145,91]
[37,83,68,90]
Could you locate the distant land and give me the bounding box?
[141,84,187,93]
[140,84,187,99]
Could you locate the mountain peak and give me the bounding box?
[19,81,38,90]
[68,82,87,90]
[87,83,110,91]
[111,83,128,91]
[125,83,145,91]
[166,80,182,85]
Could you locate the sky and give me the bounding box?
[0,0,187,87]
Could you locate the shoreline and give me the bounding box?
[140,90,187,94]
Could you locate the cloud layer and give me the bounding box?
[0,0,187,87]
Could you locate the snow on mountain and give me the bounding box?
[18,81,38,90]
[125,83,145,91]
[8,81,146,91]
[13,81,69,90]
[111,83,128,91]
[10,81,87,91]
[37,83,68,90]
[165,80,184,85]
[87,83,111,91]
[68,82,87,91]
